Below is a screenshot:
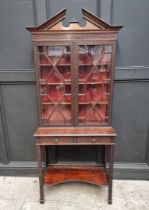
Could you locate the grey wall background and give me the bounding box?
[0,0,149,179]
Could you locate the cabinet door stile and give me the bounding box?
[108,42,116,125]
[70,44,75,126]
[34,45,42,126]
[73,42,79,126]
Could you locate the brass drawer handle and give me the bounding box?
[91,138,96,143]
[54,138,59,143]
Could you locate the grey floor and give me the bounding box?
[0,177,149,210]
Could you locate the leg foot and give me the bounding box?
[40,200,44,204]
[108,189,112,205]
[108,198,112,204]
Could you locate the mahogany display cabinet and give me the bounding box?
[27,8,122,204]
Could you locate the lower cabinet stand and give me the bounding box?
[34,127,116,205]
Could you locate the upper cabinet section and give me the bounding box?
[27,8,122,127]
[26,8,123,42]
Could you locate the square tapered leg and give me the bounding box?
[36,145,44,204]
[108,145,114,204]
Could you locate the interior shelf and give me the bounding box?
[39,81,110,85]
[41,101,108,105]
[40,82,71,85]
[78,101,108,105]
[78,81,110,85]
[39,64,71,66]
[39,63,111,67]
[42,102,71,105]
[38,51,70,55]
[44,165,108,186]
[78,122,109,126]
[79,63,111,66]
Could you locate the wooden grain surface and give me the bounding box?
[44,166,108,186]
[34,127,116,137]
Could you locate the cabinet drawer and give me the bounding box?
[77,137,114,144]
[37,137,74,145]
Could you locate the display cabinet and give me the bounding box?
[27,8,122,204]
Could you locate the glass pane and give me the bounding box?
[38,45,72,126]
[78,45,112,125]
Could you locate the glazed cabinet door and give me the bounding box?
[36,44,74,126]
[76,43,114,126]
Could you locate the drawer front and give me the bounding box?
[37,137,74,145]
[77,137,114,144]
[36,136,114,145]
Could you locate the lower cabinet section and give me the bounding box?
[35,143,115,203]
[34,126,116,204]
